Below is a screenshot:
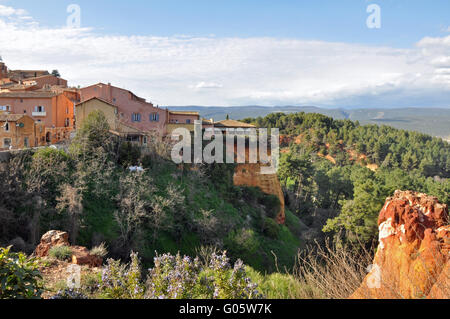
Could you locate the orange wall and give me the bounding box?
[0,116,37,150]
[80,84,168,134]
[169,113,199,124]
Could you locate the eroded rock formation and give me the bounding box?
[234,163,286,224]
[351,190,449,299]
[34,230,70,257]
[71,246,103,268]
[34,230,102,267]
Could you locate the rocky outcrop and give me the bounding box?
[351,191,449,299]
[34,230,102,267]
[234,163,285,224]
[71,246,103,268]
[34,230,70,257]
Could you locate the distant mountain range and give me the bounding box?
[166,106,450,140]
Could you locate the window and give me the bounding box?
[4,122,9,132]
[150,113,160,122]
[0,105,9,111]
[132,113,141,122]
[143,136,148,145]
[3,138,11,148]
[34,106,45,112]
[186,119,191,124]
[24,137,29,148]
[65,118,70,127]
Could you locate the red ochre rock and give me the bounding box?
[351,191,449,299]
[234,163,285,224]
[34,230,102,268]
[71,246,103,268]
[34,230,70,257]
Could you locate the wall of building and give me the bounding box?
[0,116,37,150]
[80,83,168,134]
[52,95,75,128]
[23,75,68,89]
[169,113,199,124]
[76,98,118,131]
[1,96,54,126]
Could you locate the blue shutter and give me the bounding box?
[156,114,160,122]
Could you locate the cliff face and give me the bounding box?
[233,163,286,224]
[351,190,449,299]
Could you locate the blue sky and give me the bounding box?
[8,0,450,46]
[0,0,449,108]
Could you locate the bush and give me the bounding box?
[49,246,73,261]
[118,142,142,167]
[263,218,280,239]
[225,228,260,260]
[246,266,306,299]
[0,246,43,299]
[90,243,108,258]
[145,251,261,299]
[259,195,281,218]
[81,272,102,295]
[99,252,145,299]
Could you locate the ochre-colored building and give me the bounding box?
[0,91,75,144]
[0,113,44,150]
[80,83,169,135]
[75,97,148,145]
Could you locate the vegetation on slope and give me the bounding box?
[0,110,302,273]
[243,112,449,245]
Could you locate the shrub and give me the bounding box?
[49,246,73,261]
[225,228,260,260]
[259,195,281,218]
[145,251,261,299]
[99,252,145,299]
[263,218,280,239]
[145,253,203,299]
[246,266,306,299]
[118,142,142,167]
[81,272,102,295]
[0,246,43,299]
[90,243,108,258]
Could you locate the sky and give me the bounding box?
[0,0,449,108]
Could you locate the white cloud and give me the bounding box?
[0,4,449,108]
[0,5,26,17]
[191,82,223,89]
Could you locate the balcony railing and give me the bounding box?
[32,112,47,117]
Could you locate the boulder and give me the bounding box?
[71,246,103,267]
[351,191,449,299]
[34,230,70,257]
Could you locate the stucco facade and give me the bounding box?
[0,92,75,144]
[0,114,41,150]
[80,83,168,135]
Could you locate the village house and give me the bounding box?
[0,91,75,144]
[75,97,149,145]
[0,113,45,150]
[79,83,171,135]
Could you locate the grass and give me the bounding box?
[48,246,73,262]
